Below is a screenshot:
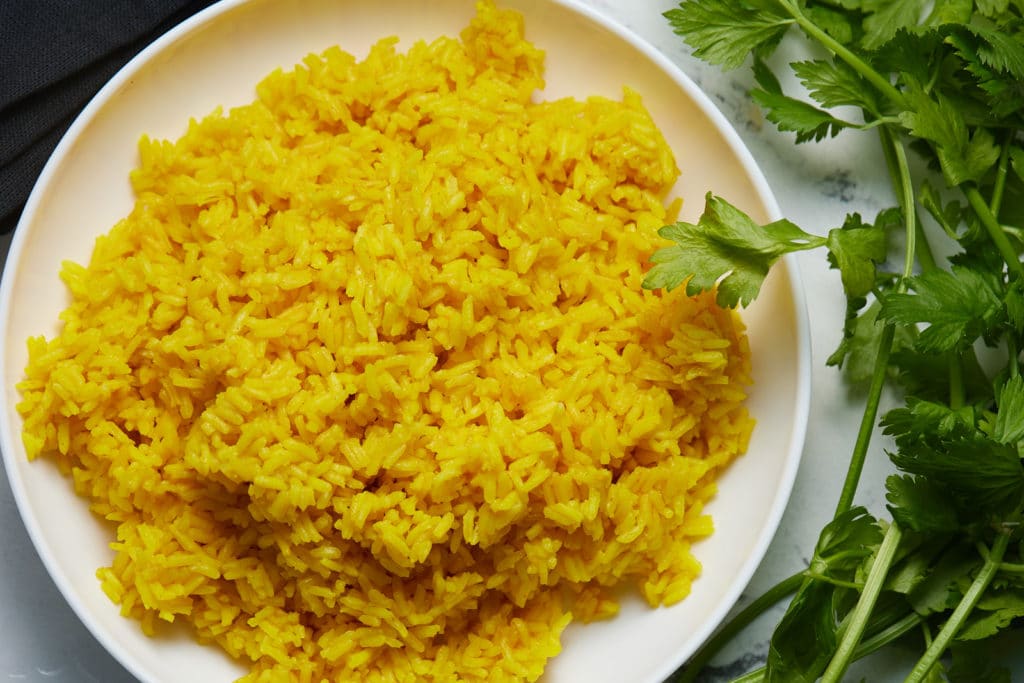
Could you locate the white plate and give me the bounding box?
[0,1,811,681]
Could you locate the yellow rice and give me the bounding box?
[17,3,754,681]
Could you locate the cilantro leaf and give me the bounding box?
[766,507,881,682]
[871,29,944,88]
[1012,146,1024,184]
[974,0,1011,17]
[644,193,822,308]
[946,26,1024,119]
[827,296,876,381]
[947,640,1013,682]
[926,0,973,25]
[890,343,993,404]
[886,474,961,533]
[803,5,858,45]
[880,265,1005,353]
[811,506,885,577]
[664,0,793,70]
[752,57,856,143]
[993,375,1024,444]
[906,542,979,615]
[883,398,979,445]
[898,78,1002,186]
[956,609,1022,641]
[958,23,1024,81]
[919,178,966,240]
[766,580,853,682]
[956,590,1024,641]
[861,0,929,50]
[825,211,889,298]
[888,435,1024,516]
[792,59,879,114]
[1005,279,1024,336]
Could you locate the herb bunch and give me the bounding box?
[648,1,1024,681]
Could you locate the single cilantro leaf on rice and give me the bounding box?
[643,193,821,308]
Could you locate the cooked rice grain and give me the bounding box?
[18,2,754,681]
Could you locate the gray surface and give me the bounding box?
[1,2,1020,681]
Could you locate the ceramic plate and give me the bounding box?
[0,1,811,681]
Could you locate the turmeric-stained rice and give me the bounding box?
[17,2,754,681]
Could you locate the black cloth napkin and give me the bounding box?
[1,0,221,235]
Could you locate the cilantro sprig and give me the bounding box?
[651,1,1024,681]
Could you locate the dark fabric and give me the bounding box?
[0,0,221,233]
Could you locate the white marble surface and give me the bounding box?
[0,1,969,681]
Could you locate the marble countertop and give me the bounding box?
[0,1,983,681]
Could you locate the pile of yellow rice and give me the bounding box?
[17,3,754,681]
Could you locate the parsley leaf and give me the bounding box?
[643,193,821,308]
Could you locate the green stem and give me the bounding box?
[858,611,924,658]
[779,0,905,109]
[803,572,863,590]
[890,130,917,285]
[903,527,1014,683]
[724,611,924,683]
[821,522,904,683]
[834,323,895,517]
[991,133,1014,218]
[965,185,1023,279]
[833,128,916,517]
[669,572,804,683]
[878,123,938,276]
